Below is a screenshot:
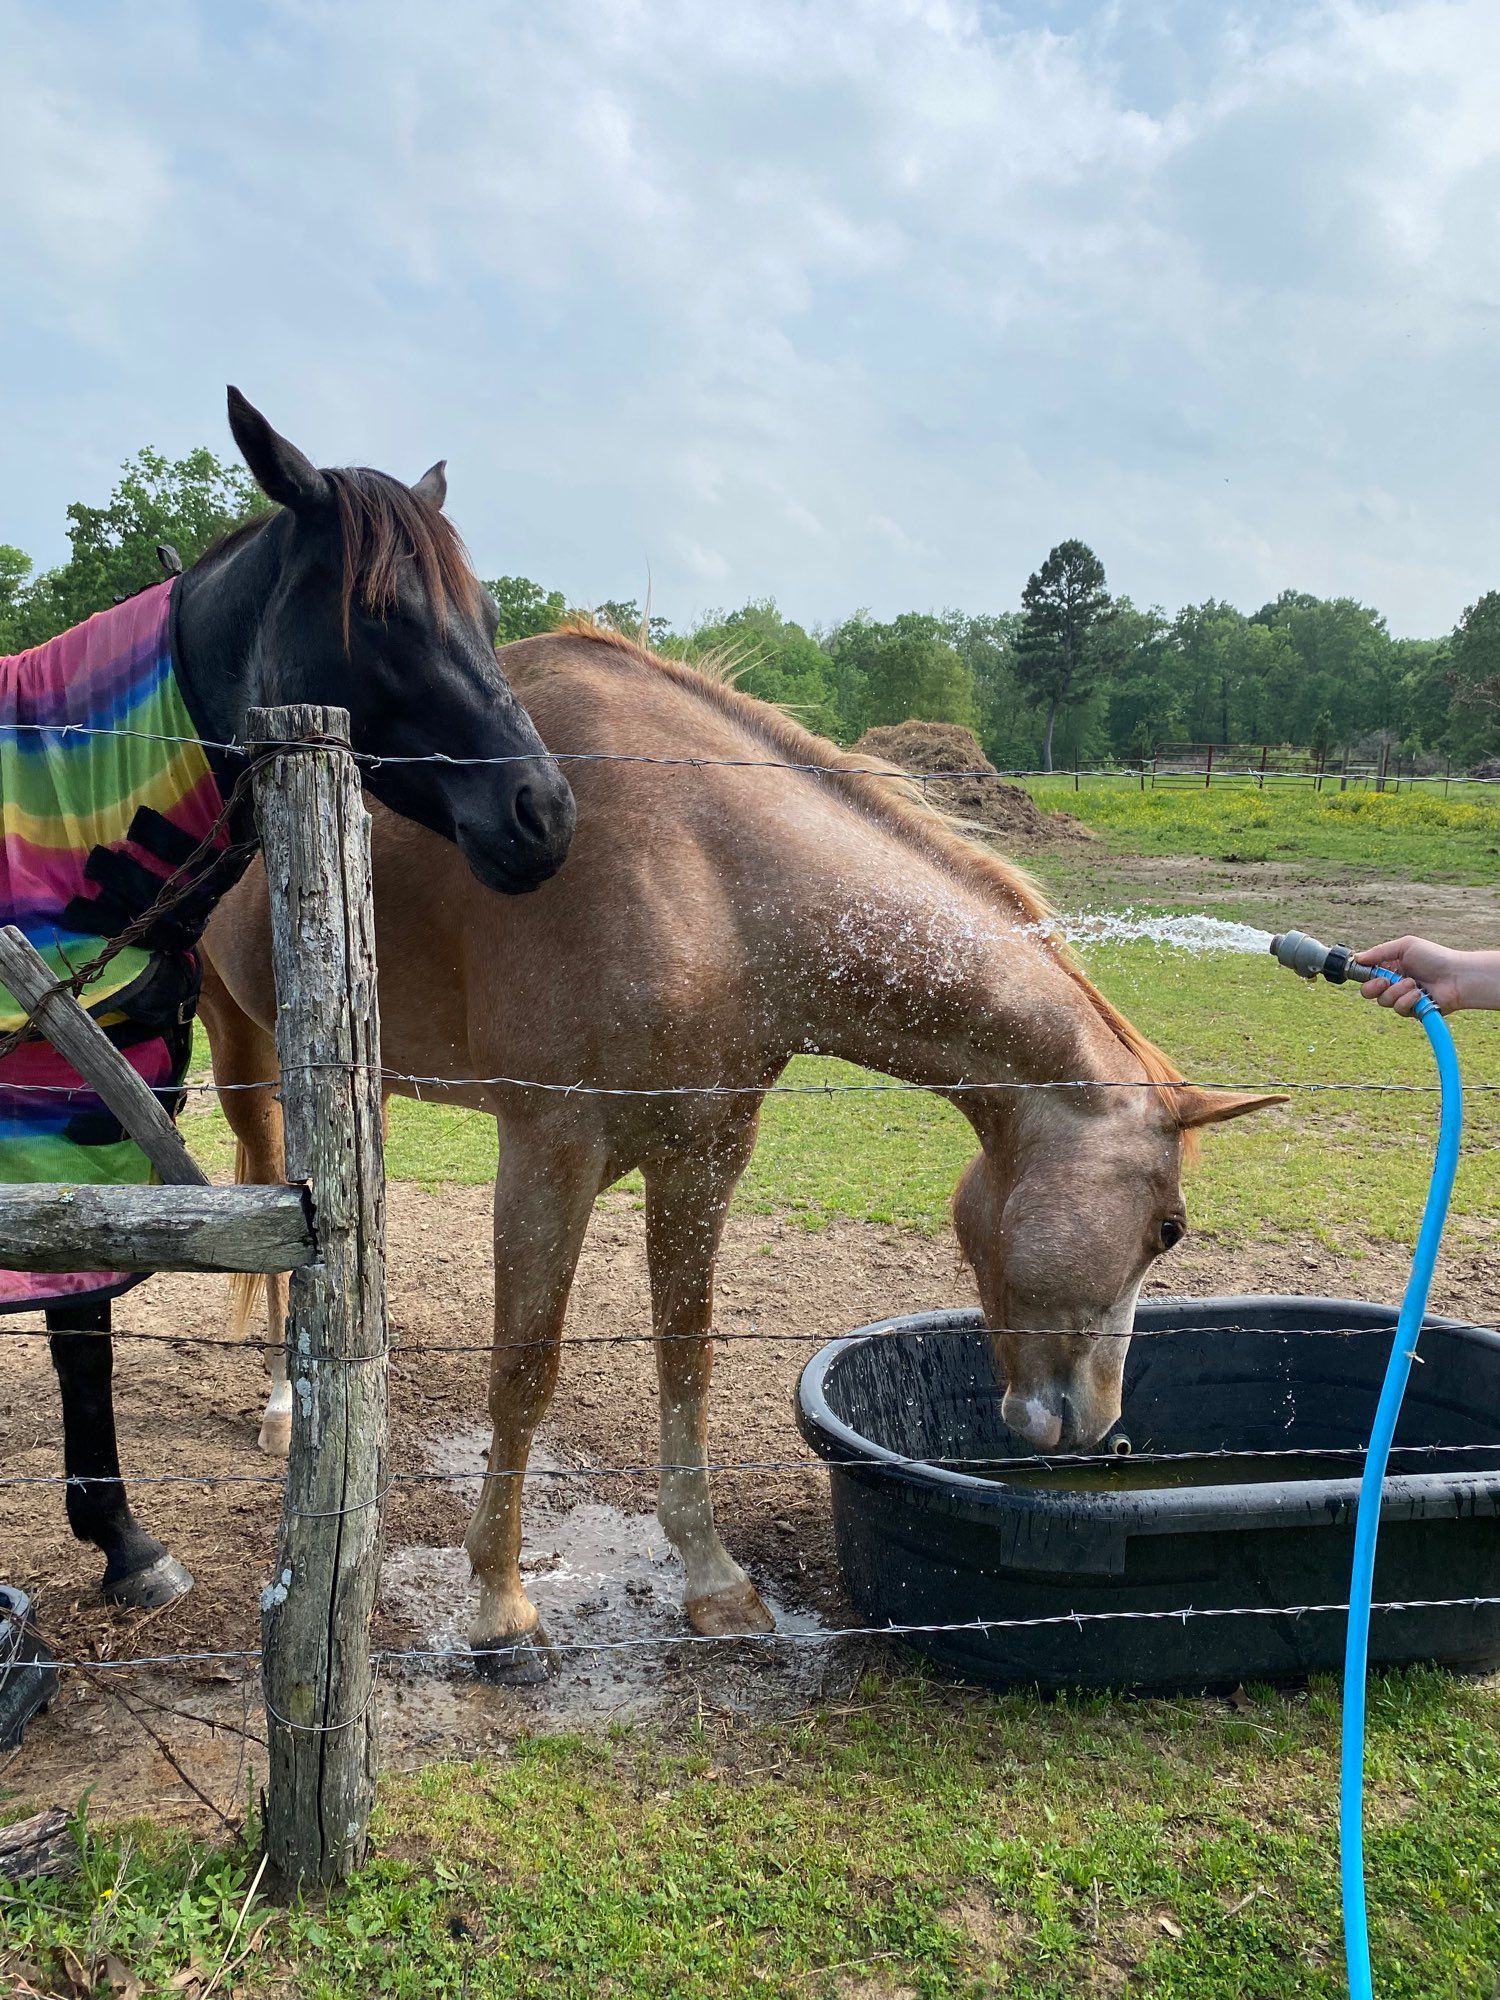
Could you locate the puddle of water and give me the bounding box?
[380,1429,839,1737]
[1055,909,1274,955]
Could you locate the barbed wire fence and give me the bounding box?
[3,715,1497,788]
[3,713,1499,1881]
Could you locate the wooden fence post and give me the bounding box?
[250,705,388,1891]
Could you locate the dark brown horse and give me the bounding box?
[202,624,1279,1676]
[14,390,574,1612]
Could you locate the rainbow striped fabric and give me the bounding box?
[0,581,234,1310]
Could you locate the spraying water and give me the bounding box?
[1054,909,1274,956]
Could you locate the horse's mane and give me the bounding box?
[195,468,479,643]
[536,620,1187,1108]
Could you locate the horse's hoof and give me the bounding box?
[257,1413,292,1459]
[685,1579,776,1639]
[471,1626,554,1685]
[103,1553,195,1610]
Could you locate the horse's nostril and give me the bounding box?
[511,784,548,848]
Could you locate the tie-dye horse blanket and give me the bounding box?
[0,581,240,1311]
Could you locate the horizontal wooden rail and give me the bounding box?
[0,1184,315,1273]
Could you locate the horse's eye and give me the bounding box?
[1159,1217,1185,1251]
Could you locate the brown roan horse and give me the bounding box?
[200,625,1281,1679]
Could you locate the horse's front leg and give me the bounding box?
[464,1110,604,1683]
[46,1301,193,1608]
[644,1128,774,1637]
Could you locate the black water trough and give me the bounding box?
[796,1298,1500,1692]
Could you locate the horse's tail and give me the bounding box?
[229,1138,268,1340]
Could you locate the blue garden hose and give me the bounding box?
[1270,933,1464,1999]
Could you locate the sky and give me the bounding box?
[3,0,1498,639]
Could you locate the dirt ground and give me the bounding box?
[5,1168,1500,1828]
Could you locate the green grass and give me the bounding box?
[184,946,1500,1249]
[9,1668,1500,1997]
[1021,780,1500,880]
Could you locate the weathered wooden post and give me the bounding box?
[251,704,388,1890]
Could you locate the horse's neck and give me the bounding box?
[776,830,1111,1097]
[172,523,284,744]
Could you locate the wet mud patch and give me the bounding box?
[381,1431,838,1725]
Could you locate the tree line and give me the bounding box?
[4,449,1498,771]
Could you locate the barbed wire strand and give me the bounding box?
[11,1317,1497,1357]
[4,1063,1498,1098]
[8,1435,1500,1496]
[3,718,1497,788]
[31,1592,1500,1685]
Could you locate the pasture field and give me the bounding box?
[1022,777,1500,880]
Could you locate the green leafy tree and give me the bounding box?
[1310,708,1337,762]
[824,612,978,734]
[483,574,568,644]
[1387,637,1447,751]
[0,546,33,654]
[1098,598,1175,758]
[1445,591,1500,763]
[594,598,673,647]
[679,600,841,736]
[942,610,1029,764]
[6,449,265,650]
[1014,540,1113,771]
[1170,600,1298,746]
[1250,591,1391,745]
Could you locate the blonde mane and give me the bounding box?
[525,621,1187,1107]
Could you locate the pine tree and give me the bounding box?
[1014,540,1112,771]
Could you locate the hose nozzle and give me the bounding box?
[1269,929,1361,985]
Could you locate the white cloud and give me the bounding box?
[3,0,1500,634]
[672,535,731,582]
[0,49,170,327]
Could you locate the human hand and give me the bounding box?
[1353,936,1467,1016]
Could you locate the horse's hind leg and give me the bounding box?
[47,1301,193,1608]
[464,1112,604,1683]
[645,1134,774,1638]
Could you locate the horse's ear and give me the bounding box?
[226,387,329,512]
[411,460,447,510]
[1174,1087,1288,1130]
